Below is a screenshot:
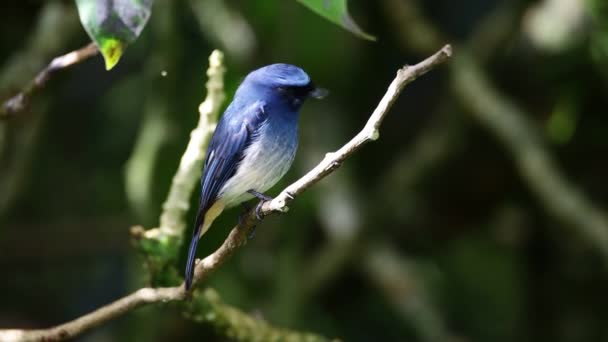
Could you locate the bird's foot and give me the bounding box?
[247,189,273,201]
[247,189,273,220]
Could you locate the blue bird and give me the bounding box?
[185,64,327,290]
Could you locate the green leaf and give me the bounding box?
[297,0,376,41]
[75,0,154,70]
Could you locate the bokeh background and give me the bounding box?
[1,0,608,341]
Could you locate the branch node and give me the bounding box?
[130,225,146,239]
[369,129,380,141]
[269,197,289,212]
[442,44,453,57]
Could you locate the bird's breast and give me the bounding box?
[219,116,298,207]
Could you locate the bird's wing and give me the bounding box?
[185,100,267,289]
[196,100,267,223]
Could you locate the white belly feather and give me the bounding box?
[218,121,297,207]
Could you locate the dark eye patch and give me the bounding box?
[276,82,315,98]
[292,85,312,97]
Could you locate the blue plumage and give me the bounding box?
[185,64,326,289]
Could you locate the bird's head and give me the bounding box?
[239,63,327,110]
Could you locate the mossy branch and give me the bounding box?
[185,289,336,342]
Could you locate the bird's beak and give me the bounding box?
[309,87,329,99]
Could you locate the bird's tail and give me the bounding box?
[185,224,201,290]
[185,200,225,290]
[185,208,205,290]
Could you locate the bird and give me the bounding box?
[185,63,327,290]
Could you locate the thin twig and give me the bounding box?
[263,44,453,214]
[0,45,452,342]
[0,43,98,118]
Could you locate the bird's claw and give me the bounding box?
[247,189,273,201]
[285,191,295,200]
[255,200,265,221]
[247,189,272,221]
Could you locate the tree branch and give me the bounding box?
[185,288,338,342]
[0,45,452,342]
[0,43,98,119]
[263,44,453,214]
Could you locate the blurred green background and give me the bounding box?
[1,0,608,341]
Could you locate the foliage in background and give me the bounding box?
[296,0,376,40]
[74,0,372,70]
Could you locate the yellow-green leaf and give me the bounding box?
[75,0,154,70]
[99,38,125,70]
